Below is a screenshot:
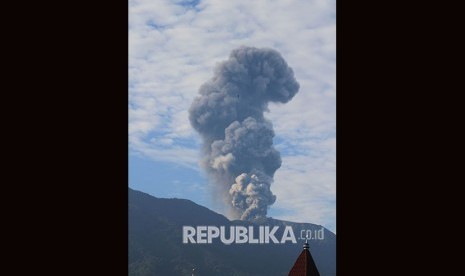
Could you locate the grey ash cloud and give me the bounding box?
[189,46,299,221]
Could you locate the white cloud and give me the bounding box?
[271,140,336,231]
[129,0,336,231]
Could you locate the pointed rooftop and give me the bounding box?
[288,240,320,276]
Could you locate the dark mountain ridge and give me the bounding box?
[129,188,335,276]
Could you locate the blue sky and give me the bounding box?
[129,0,336,232]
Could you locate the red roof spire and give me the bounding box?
[288,239,320,276]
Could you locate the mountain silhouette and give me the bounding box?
[129,188,335,276]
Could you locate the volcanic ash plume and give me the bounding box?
[188,46,300,221]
